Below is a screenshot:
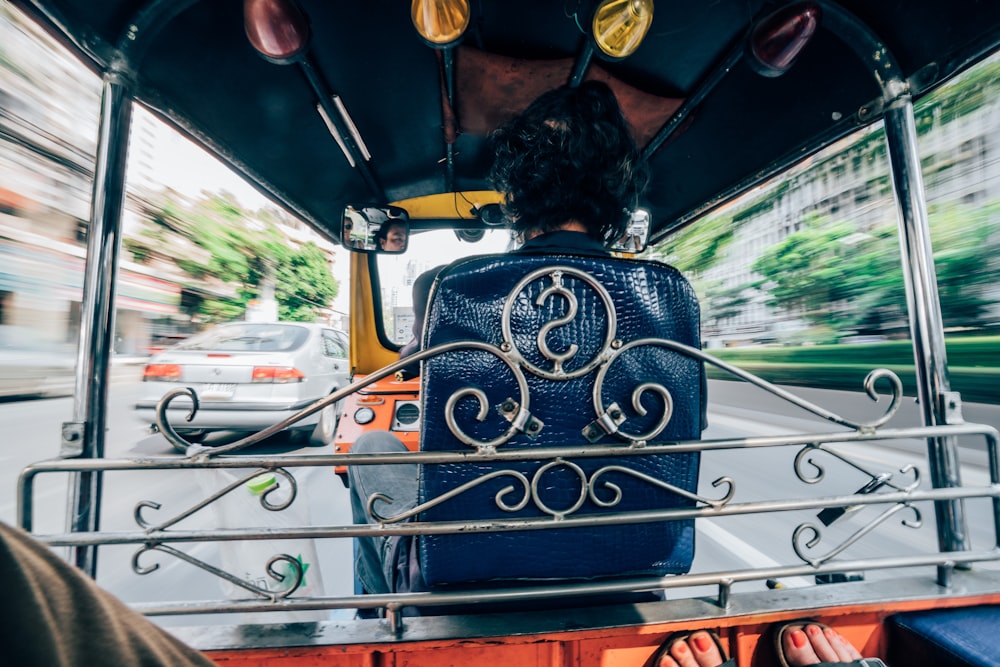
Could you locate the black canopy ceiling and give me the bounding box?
[12,0,1000,242]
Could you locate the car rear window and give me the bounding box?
[176,324,310,352]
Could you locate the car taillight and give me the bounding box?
[143,363,182,381]
[251,366,305,383]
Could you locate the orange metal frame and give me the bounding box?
[204,591,1000,667]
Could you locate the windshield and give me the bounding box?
[376,228,511,344]
[175,323,310,352]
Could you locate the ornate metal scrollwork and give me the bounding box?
[789,440,922,567]
[129,466,306,600]
[368,457,734,524]
[589,466,735,510]
[155,262,909,460]
[134,467,298,530]
[604,339,906,432]
[591,340,678,444]
[501,267,616,380]
[367,469,531,522]
[154,386,200,452]
[132,543,305,600]
[793,444,920,492]
[793,503,922,567]
[440,342,534,452]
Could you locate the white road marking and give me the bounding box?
[706,410,803,437]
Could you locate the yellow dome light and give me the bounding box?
[592,0,654,59]
[411,0,471,47]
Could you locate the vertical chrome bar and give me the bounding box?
[988,432,1000,550]
[65,71,133,576]
[937,561,955,588]
[716,578,732,609]
[883,97,969,555]
[387,605,404,637]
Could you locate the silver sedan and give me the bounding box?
[134,322,349,451]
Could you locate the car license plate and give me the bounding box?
[200,383,236,400]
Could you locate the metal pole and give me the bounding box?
[63,71,133,576]
[883,96,969,558]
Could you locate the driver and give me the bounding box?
[375,220,407,252]
[348,80,650,596]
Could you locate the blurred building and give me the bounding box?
[0,4,346,356]
[687,66,1000,347]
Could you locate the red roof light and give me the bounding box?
[748,2,822,78]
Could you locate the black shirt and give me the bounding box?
[514,230,611,257]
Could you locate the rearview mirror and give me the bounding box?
[609,209,650,254]
[342,204,410,253]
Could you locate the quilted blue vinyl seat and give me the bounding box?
[417,253,704,588]
[888,605,1000,667]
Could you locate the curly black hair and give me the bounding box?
[487,80,650,244]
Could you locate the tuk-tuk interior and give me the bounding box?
[7,0,1000,665]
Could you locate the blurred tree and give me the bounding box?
[654,214,736,273]
[752,214,906,336]
[929,200,1000,327]
[752,202,999,337]
[130,190,339,323]
[706,281,755,322]
[274,241,340,321]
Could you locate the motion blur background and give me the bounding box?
[3,3,998,404]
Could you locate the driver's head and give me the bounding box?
[376,221,407,251]
[488,80,649,244]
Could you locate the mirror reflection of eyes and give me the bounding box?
[378,223,408,252]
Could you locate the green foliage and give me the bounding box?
[654,214,736,273]
[916,60,1000,130]
[122,237,152,263]
[275,242,340,322]
[749,200,999,338]
[137,192,340,324]
[929,200,1000,326]
[660,54,1000,341]
[751,214,907,336]
[703,280,756,324]
[707,336,1000,403]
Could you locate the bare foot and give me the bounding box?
[657,631,726,667]
[780,623,864,666]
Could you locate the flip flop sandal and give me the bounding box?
[773,620,888,667]
[650,630,735,667]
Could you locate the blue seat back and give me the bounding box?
[417,253,703,588]
[889,606,1000,667]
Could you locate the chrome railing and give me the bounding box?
[18,418,1000,634]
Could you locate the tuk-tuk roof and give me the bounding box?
[13,0,1000,243]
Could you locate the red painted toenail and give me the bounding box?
[675,642,688,654]
[807,625,821,636]
[693,635,711,652]
[791,630,808,648]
